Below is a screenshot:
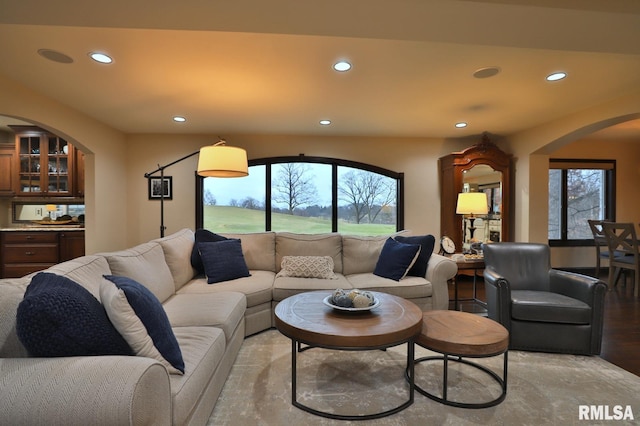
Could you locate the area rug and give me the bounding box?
[208,329,640,425]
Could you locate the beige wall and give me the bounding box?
[1,71,639,264]
[0,74,128,253]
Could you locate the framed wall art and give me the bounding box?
[148,176,173,200]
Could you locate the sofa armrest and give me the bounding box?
[425,253,457,310]
[0,356,171,426]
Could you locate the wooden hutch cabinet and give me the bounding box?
[10,126,76,197]
[439,134,513,252]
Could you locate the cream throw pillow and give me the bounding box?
[276,256,338,279]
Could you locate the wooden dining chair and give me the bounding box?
[588,219,611,277]
[602,222,640,297]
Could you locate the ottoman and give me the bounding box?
[412,310,509,408]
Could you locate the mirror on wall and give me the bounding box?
[12,201,85,223]
[439,134,513,252]
[462,165,503,244]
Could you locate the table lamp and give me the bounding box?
[456,192,488,242]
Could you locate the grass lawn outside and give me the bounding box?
[203,206,396,235]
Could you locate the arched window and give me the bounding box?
[196,156,404,235]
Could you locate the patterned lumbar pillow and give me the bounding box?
[16,272,132,357]
[100,275,185,374]
[276,256,338,279]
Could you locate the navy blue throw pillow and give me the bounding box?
[16,272,132,357]
[190,228,229,275]
[395,234,436,277]
[199,239,251,284]
[374,238,422,281]
[103,275,185,374]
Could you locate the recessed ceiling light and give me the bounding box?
[37,49,74,64]
[333,61,352,72]
[173,116,186,123]
[546,72,567,82]
[473,67,501,79]
[455,122,468,128]
[89,52,113,64]
[319,119,331,125]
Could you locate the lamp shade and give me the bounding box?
[197,144,248,177]
[45,204,57,212]
[456,192,488,215]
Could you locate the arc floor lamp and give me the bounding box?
[144,140,248,237]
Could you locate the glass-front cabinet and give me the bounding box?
[12,126,74,196]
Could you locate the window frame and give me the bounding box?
[196,155,405,233]
[548,158,616,247]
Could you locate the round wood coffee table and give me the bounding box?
[412,310,509,408]
[274,290,423,421]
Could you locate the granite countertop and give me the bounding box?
[0,226,84,231]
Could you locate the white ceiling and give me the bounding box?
[1,0,639,139]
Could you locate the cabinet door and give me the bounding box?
[59,231,85,261]
[16,135,44,195]
[45,136,73,195]
[0,145,15,196]
[11,126,75,197]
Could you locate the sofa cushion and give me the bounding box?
[170,326,227,426]
[275,233,343,273]
[222,232,276,272]
[101,275,185,374]
[153,228,197,291]
[163,292,246,342]
[342,234,390,275]
[104,242,175,303]
[272,273,353,302]
[177,271,275,308]
[276,256,338,279]
[16,272,132,357]
[190,229,229,275]
[45,255,112,301]
[395,234,435,277]
[0,278,29,358]
[374,237,421,281]
[346,272,433,299]
[511,290,592,324]
[199,240,251,284]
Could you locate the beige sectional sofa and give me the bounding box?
[0,229,457,425]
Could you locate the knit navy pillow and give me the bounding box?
[395,234,436,277]
[16,272,132,357]
[199,239,251,284]
[190,228,230,275]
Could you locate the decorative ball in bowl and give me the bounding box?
[323,289,380,312]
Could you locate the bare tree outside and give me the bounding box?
[272,163,318,214]
[339,170,396,224]
[203,189,217,206]
[549,167,607,240]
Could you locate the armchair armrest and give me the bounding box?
[425,253,457,310]
[0,355,171,426]
[483,268,512,328]
[549,269,607,306]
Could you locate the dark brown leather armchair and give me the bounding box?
[482,243,607,355]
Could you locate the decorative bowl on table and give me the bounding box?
[323,289,380,312]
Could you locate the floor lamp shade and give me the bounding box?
[197,145,248,177]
